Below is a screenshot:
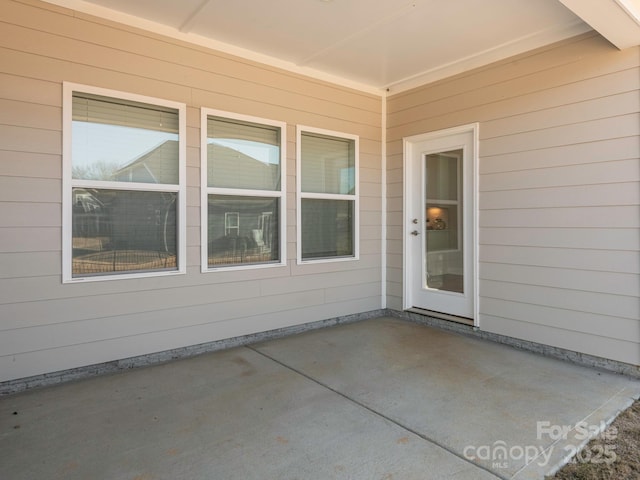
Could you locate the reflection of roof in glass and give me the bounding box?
[207,143,280,191]
[115,140,179,184]
[113,140,280,189]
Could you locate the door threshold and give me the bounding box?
[406,307,474,326]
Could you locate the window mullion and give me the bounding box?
[72,179,180,192]
[299,192,355,201]
[208,187,283,198]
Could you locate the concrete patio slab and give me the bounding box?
[1,317,638,479]
[253,317,640,479]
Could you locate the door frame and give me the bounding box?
[402,123,480,326]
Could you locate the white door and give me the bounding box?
[404,125,477,322]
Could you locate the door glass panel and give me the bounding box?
[425,150,463,293]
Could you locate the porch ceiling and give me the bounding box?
[43,0,640,93]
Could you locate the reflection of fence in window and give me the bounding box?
[72,189,177,275]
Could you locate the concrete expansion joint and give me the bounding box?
[247,344,507,480]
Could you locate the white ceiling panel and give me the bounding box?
[187,0,421,62]
[302,0,588,88]
[45,0,635,93]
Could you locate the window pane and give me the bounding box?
[72,93,179,184]
[208,195,280,267]
[207,116,281,190]
[301,199,353,259]
[72,188,177,276]
[301,132,355,194]
[426,152,458,201]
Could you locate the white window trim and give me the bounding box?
[62,82,187,283]
[296,125,359,265]
[200,108,287,272]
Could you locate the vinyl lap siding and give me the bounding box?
[0,0,382,382]
[387,32,639,365]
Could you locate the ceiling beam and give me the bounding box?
[557,0,640,49]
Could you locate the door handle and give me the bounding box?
[411,230,420,236]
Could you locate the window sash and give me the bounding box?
[301,198,354,260]
[206,116,282,191]
[208,195,280,268]
[300,132,355,195]
[63,82,186,283]
[297,126,359,263]
[201,109,286,272]
[71,188,178,277]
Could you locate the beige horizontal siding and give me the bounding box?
[479,245,639,275]
[481,280,639,320]
[0,266,291,304]
[481,183,638,210]
[0,150,61,179]
[480,136,640,175]
[388,34,638,123]
[0,252,61,279]
[480,114,639,157]
[8,0,381,113]
[0,227,60,252]
[479,314,640,366]
[0,0,382,382]
[387,62,640,138]
[480,206,639,228]
[481,298,639,342]
[480,263,640,297]
[0,295,380,380]
[0,268,382,333]
[480,227,639,251]
[387,33,640,365]
[0,203,60,227]
[0,72,62,106]
[481,160,639,192]
[388,33,617,112]
[0,124,61,155]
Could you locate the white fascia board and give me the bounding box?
[558,0,640,49]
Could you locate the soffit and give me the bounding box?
[42,0,623,94]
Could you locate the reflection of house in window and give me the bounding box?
[208,196,278,266]
[206,143,280,190]
[113,140,179,185]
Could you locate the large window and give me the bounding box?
[201,109,286,270]
[297,126,358,263]
[63,83,186,282]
